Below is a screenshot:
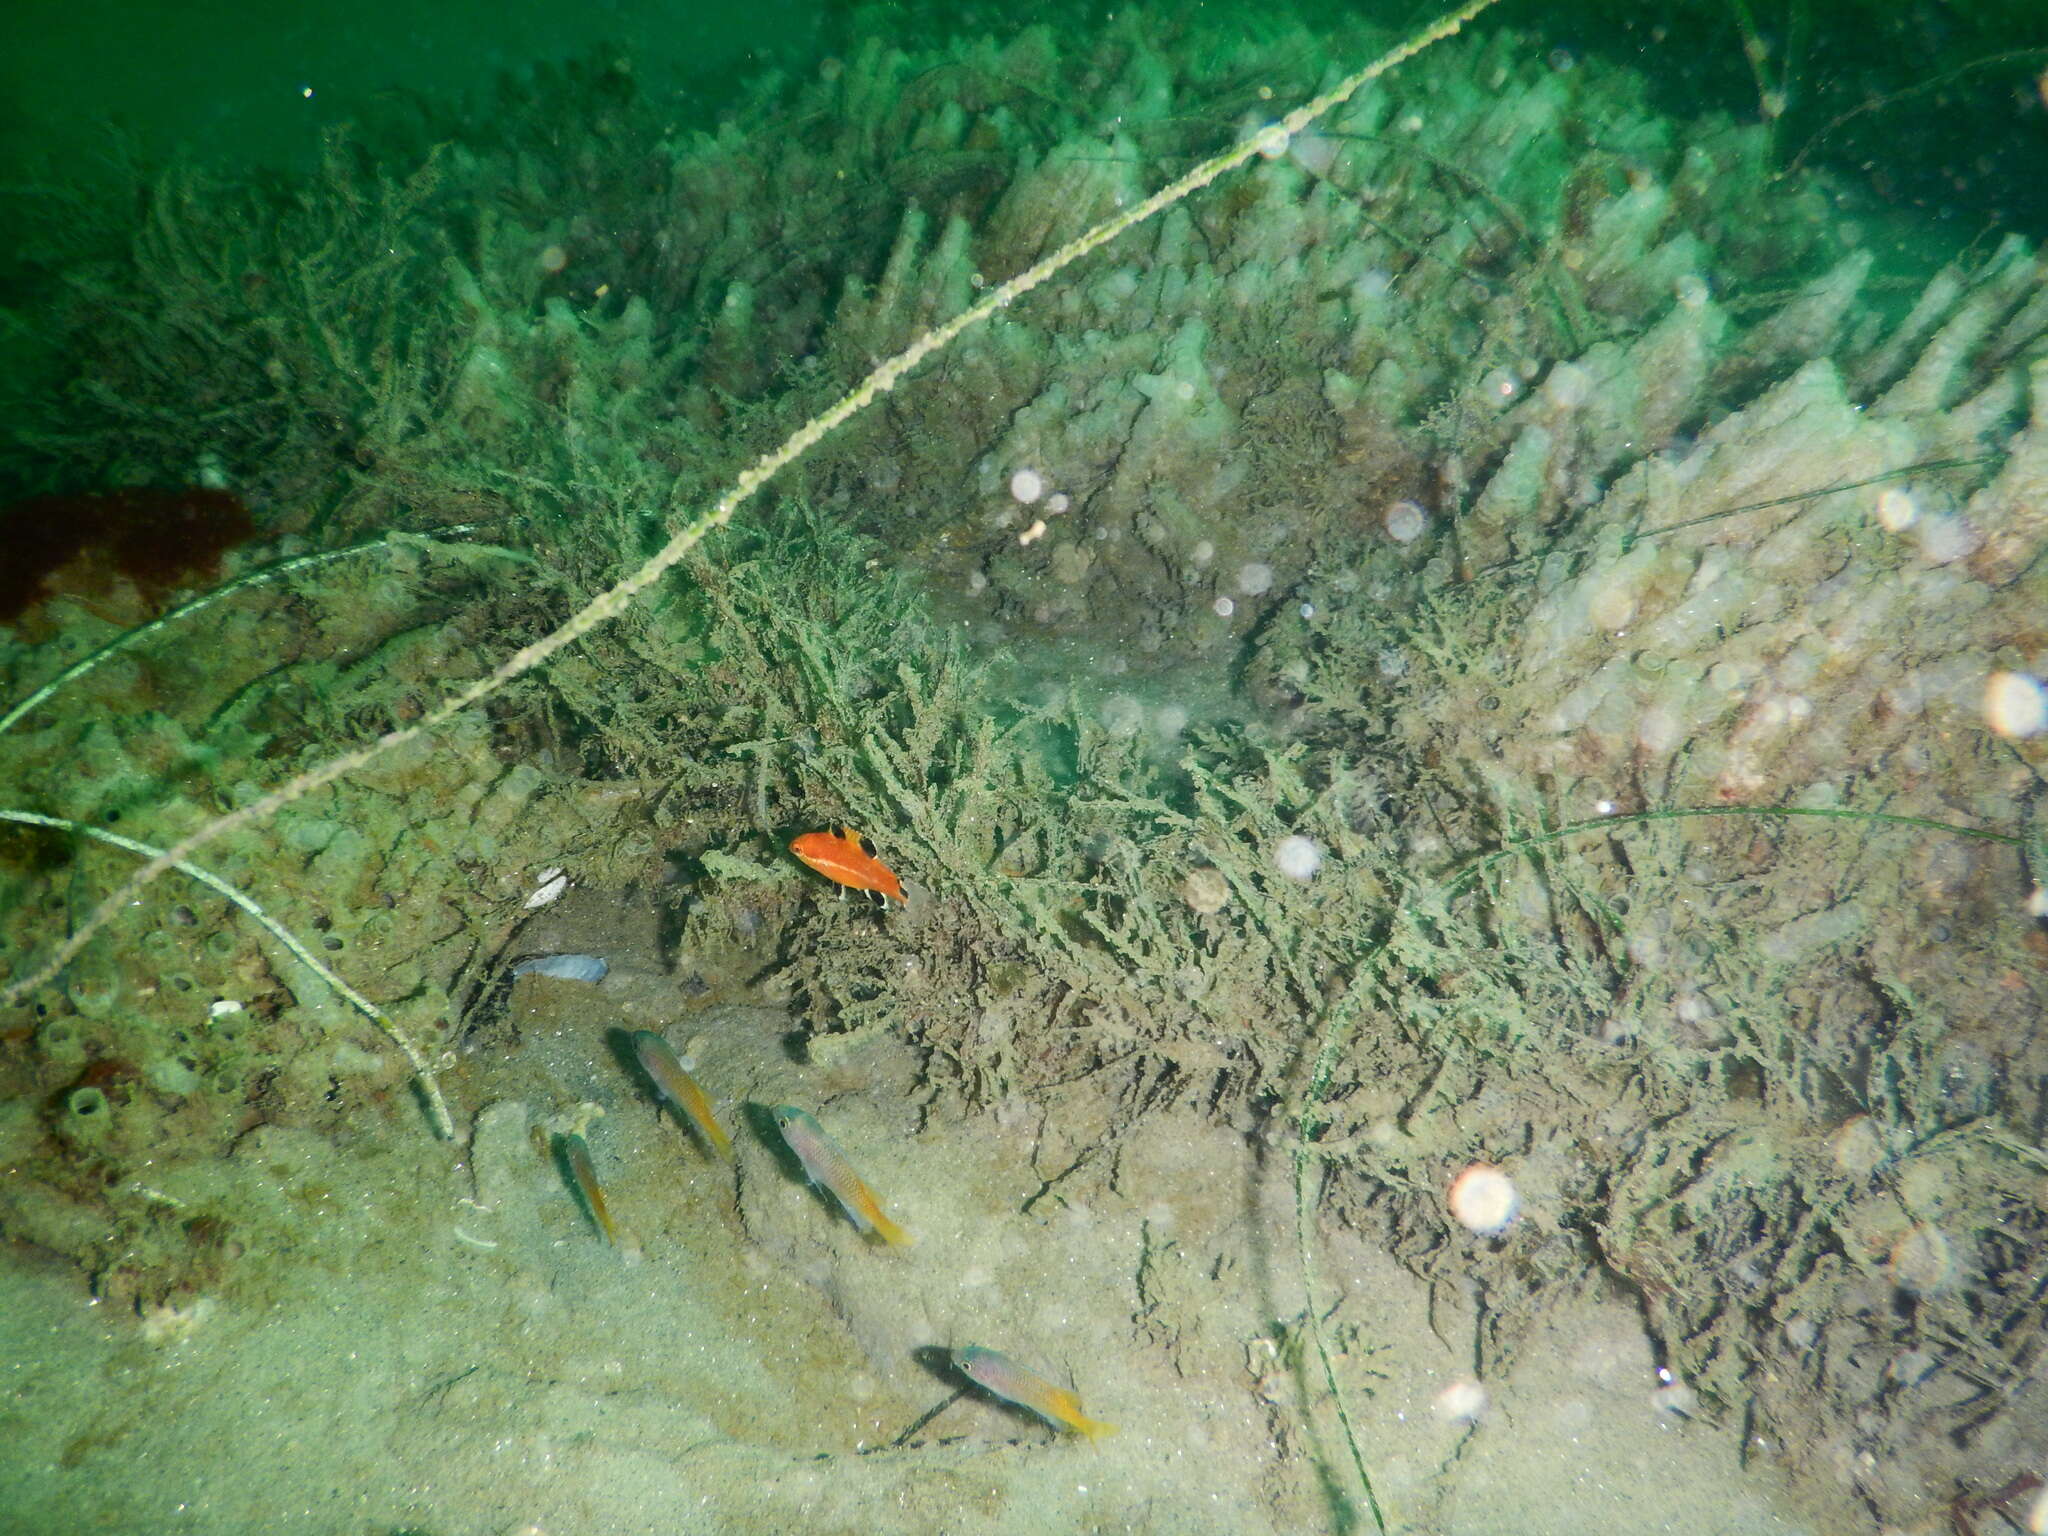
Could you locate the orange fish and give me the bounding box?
[789,827,905,904]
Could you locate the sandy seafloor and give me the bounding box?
[0,886,1821,1536]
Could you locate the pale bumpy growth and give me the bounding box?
[1,0,1503,1052]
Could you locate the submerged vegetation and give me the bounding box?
[3,1,2048,1528]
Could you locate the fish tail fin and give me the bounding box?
[869,1208,916,1247]
[1068,1412,1118,1441]
[703,1118,735,1160]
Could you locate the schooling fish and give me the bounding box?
[954,1345,1116,1440]
[557,1131,618,1246]
[789,827,905,905]
[632,1030,732,1159]
[771,1105,913,1246]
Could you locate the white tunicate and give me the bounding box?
[1237,562,1274,595]
[1181,867,1230,915]
[1191,539,1215,566]
[1212,596,1235,618]
[1915,514,1975,565]
[1448,1163,1519,1235]
[1984,671,2048,738]
[1251,121,1290,160]
[1874,486,1917,531]
[1099,693,1145,737]
[1482,367,1518,403]
[1635,706,1682,755]
[1674,273,1709,309]
[1831,1116,1884,1177]
[1385,500,1428,543]
[2026,886,2048,919]
[1432,1380,1488,1425]
[1289,131,1337,176]
[1299,602,1316,620]
[147,1056,202,1095]
[1049,541,1091,584]
[1889,1223,1953,1294]
[1377,647,1408,680]
[1543,362,1593,409]
[1650,1379,1698,1417]
[1155,704,1189,739]
[1273,835,1322,881]
[1708,660,1747,693]
[1009,468,1046,504]
[1887,1349,1937,1386]
[1354,268,1393,301]
[965,569,988,595]
[1046,492,1070,514]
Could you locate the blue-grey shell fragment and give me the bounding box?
[511,953,609,982]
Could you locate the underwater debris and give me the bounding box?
[523,868,569,908]
[511,953,609,982]
[0,485,254,626]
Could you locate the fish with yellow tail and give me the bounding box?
[770,1105,914,1246]
[557,1130,619,1246]
[632,1030,733,1159]
[954,1345,1116,1440]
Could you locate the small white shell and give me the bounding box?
[524,868,569,908]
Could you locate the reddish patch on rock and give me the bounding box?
[0,485,256,626]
